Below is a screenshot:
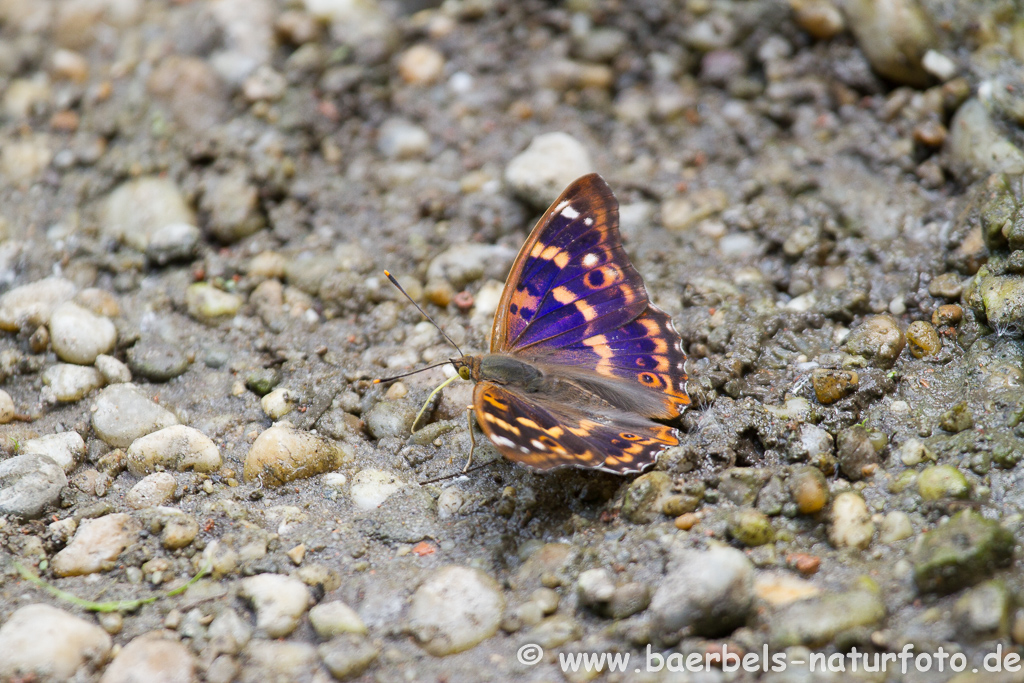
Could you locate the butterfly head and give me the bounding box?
[450,355,479,382]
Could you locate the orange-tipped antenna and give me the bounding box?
[384,270,465,357]
[372,361,453,384]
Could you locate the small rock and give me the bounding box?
[99,631,196,683]
[879,511,914,543]
[240,574,311,638]
[209,609,252,657]
[0,604,111,682]
[932,304,963,327]
[378,118,430,159]
[661,189,729,232]
[363,400,418,439]
[929,273,963,299]
[102,177,196,253]
[504,132,595,209]
[1,135,52,184]
[127,425,222,475]
[921,49,957,81]
[842,0,936,87]
[308,601,367,637]
[718,468,770,506]
[905,320,941,358]
[953,580,1010,640]
[811,368,858,404]
[437,487,464,518]
[788,466,829,514]
[245,368,281,396]
[242,65,287,101]
[349,468,403,510]
[576,568,616,608]
[770,589,885,647]
[145,223,201,265]
[186,283,243,322]
[790,0,844,39]
[650,545,754,642]
[607,582,651,619]
[425,243,517,290]
[127,338,190,382]
[260,387,298,419]
[828,492,874,549]
[95,354,132,384]
[917,464,969,500]
[20,431,85,473]
[728,508,775,546]
[92,384,180,448]
[244,424,353,487]
[398,43,445,85]
[52,513,140,576]
[0,389,14,423]
[754,572,821,606]
[947,99,1024,180]
[898,438,934,466]
[48,302,116,365]
[408,565,505,656]
[913,510,1016,594]
[318,634,380,680]
[147,56,228,133]
[201,169,265,243]
[240,640,318,682]
[836,425,880,480]
[940,401,974,433]
[0,454,67,519]
[0,277,76,332]
[621,471,673,523]
[844,314,905,368]
[41,363,105,403]
[126,472,177,509]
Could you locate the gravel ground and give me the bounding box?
[1,0,1024,681]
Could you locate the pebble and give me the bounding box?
[913,510,1015,594]
[917,464,969,500]
[41,363,105,403]
[954,580,1009,640]
[0,389,14,423]
[0,604,112,682]
[240,640,319,682]
[921,49,957,82]
[126,472,177,509]
[146,223,201,265]
[649,545,754,642]
[244,424,353,486]
[318,634,380,680]
[363,399,418,439]
[898,438,933,466]
[504,132,595,209]
[245,368,281,396]
[95,354,132,384]
[408,565,505,656]
[836,425,880,481]
[1,135,52,184]
[3,77,52,119]
[788,465,829,514]
[754,572,821,606]
[932,304,963,327]
[260,387,298,419]
[102,177,196,252]
[844,314,905,368]
[48,302,117,365]
[52,513,140,576]
[349,468,403,510]
[127,338,190,381]
[947,99,1024,180]
[879,511,914,543]
[397,43,444,85]
[770,589,885,647]
[200,170,265,243]
[308,601,367,637]
[905,320,941,358]
[929,272,963,299]
[573,26,627,63]
[147,56,229,133]
[810,368,858,404]
[21,431,85,473]
[127,425,222,475]
[661,190,729,232]
[0,454,67,519]
[576,568,616,608]
[842,0,936,87]
[0,276,76,332]
[209,609,252,656]
[828,492,874,549]
[99,631,196,683]
[728,508,775,546]
[607,582,651,619]
[789,0,844,39]
[92,384,180,448]
[425,243,517,290]
[939,401,974,433]
[378,117,430,159]
[240,574,312,638]
[185,283,243,322]
[621,471,673,523]
[242,65,287,101]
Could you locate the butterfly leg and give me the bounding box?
[463,405,476,472]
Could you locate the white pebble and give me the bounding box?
[95,354,132,384]
[48,302,116,364]
[20,431,85,473]
[0,276,75,332]
[127,425,222,475]
[922,49,957,81]
[0,389,14,423]
[504,132,595,209]
[126,472,177,509]
[377,118,431,159]
[240,574,311,638]
[828,492,875,549]
[349,469,403,510]
[99,631,196,683]
[52,513,140,576]
[41,363,105,403]
[408,565,505,656]
[308,601,367,637]
[92,384,179,448]
[261,387,298,419]
[0,605,112,682]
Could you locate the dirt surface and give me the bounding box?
[2,0,1024,681]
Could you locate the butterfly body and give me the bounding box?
[446,173,690,474]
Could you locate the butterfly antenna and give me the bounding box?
[372,361,452,384]
[418,458,499,485]
[383,270,465,357]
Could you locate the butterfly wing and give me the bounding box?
[474,382,679,474]
[493,173,689,420]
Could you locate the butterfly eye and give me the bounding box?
[458,366,472,380]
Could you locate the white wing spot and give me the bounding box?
[519,446,530,453]
[582,252,599,268]
[552,200,570,215]
[584,217,594,226]
[530,439,546,451]
[492,435,516,448]
[560,205,580,219]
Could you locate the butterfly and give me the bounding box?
[436,173,690,474]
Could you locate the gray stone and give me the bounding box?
[20,431,85,473]
[99,631,196,683]
[145,222,201,265]
[92,384,179,448]
[504,132,595,209]
[0,604,112,683]
[102,177,196,252]
[318,634,379,680]
[912,510,1016,594]
[947,99,1024,180]
[363,400,417,440]
[127,338,190,382]
[41,363,105,403]
[239,573,311,638]
[769,589,886,647]
[0,277,76,332]
[409,565,505,656]
[0,454,67,519]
